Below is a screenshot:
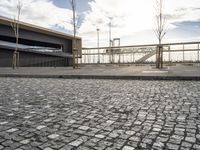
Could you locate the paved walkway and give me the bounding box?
[0,78,200,149]
[0,64,200,80]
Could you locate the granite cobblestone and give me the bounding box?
[0,78,200,149]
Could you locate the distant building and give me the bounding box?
[0,16,82,67]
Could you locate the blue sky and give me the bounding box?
[53,0,90,13]
[0,0,200,47]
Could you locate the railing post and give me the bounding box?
[156,45,159,68]
[123,51,124,63]
[198,44,200,63]
[183,44,185,62]
[168,46,170,62]
[80,54,82,65]
[119,52,121,64]
[131,50,132,63]
[84,52,86,64]
[102,52,104,64]
[93,51,95,64]
[17,52,20,68]
[87,50,89,64]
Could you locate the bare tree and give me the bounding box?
[69,0,81,69]
[11,0,22,69]
[154,0,167,69]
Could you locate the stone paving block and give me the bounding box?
[20,139,30,145]
[0,79,200,149]
[36,125,46,130]
[122,146,135,150]
[167,143,180,150]
[60,145,74,150]
[0,122,8,125]
[125,131,135,136]
[43,147,54,150]
[78,126,90,131]
[69,139,83,147]
[193,144,200,149]
[185,137,196,143]
[95,134,105,139]
[181,141,192,148]
[153,140,165,148]
[129,136,140,142]
[44,119,52,123]
[0,145,3,150]
[6,128,18,133]
[48,134,59,139]
[2,140,13,147]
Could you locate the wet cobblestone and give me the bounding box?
[0,78,200,149]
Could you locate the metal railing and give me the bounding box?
[79,41,200,65]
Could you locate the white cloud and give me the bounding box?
[0,0,200,47]
[0,0,73,30]
[79,0,200,47]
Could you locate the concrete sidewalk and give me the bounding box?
[0,64,199,80]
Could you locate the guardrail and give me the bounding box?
[79,41,200,64]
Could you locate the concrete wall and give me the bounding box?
[0,49,72,67]
[0,24,72,53]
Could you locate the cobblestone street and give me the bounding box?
[0,78,200,150]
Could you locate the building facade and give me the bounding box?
[0,16,82,67]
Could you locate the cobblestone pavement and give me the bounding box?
[0,78,200,150]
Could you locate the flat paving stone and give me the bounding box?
[0,122,8,125]
[79,126,90,131]
[0,145,3,150]
[95,134,105,139]
[122,146,135,150]
[20,139,30,145]
[69,139,83,147]
[6,128,19,133]
[44,147,54,150]
[0,78,200,149]
[48,134,59,139]
[36,125,46,130]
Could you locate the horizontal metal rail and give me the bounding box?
[82,41,200,50]
[82,49,200,55]
[79,41,200,64]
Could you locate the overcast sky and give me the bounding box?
[0,0,200,47]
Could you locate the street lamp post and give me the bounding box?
[97,28,100,63]
[109,22,112,63]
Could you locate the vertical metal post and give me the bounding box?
[103,50,104,63]
[93,50,95,64]
[17,52,20,68]
[118,52,121,64]
[109,21,112,63]
[131,51,133,63]
[168,46,170,62]
[198,44,200,63]
[183,44,185,62]
[90,51,92,64]
[113,53,115,63]
[97,28,100,63]
[156,45,159,68]
[80,54,82,65]
[87,50,89,64]
[123,52,124,63]
[84,51,86,64]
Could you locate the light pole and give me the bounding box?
[97,28,100,63]
[109,22,111,47]
[109,21,112,63]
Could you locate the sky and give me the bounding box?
[0,0,200,47]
